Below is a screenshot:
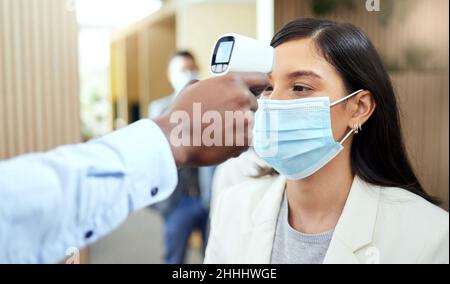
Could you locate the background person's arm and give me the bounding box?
[0,119,177,264]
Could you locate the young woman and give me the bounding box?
[204,18,449,264]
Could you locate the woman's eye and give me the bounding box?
[293,85,312,92]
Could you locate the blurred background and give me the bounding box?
[0,0,448,264]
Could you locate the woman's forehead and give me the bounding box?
[272,38,339,81]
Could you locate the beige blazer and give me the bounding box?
[204,175,449,264]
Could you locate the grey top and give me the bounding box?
[270,194,334,264]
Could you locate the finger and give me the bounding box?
[182,79,199,91]
[231,146,249,158]
[249,85,267,96]
[233,72,270,89]
[248,92,258,112]
[186,79,199,86]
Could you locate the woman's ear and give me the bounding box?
[348,90,376,129]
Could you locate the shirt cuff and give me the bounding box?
[92,119,178,211]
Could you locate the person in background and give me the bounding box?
[149,50,214,264]
[149,50,200,117]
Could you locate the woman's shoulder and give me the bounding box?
[370,184,448,262]
[378,184,447,214]
[376,184,448,233]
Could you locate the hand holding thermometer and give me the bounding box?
[210,33,274,77]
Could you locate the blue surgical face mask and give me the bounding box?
[253,90,363,180]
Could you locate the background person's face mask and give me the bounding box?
[170,70,198,95]
[253,90,363,180]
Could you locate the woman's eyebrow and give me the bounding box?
[286,70,322,80]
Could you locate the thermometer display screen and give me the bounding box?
[215,41,234,63]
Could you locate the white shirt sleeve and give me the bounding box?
[0,119,178,263]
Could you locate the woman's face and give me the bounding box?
[263,38,355,142]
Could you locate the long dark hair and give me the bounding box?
[269,17,438,204]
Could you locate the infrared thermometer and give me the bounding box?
[210,33,274,76]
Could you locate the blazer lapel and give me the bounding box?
[324,176,380,264]
[242,175,380,264]
[245,175,287,264]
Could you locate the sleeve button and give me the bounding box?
[85,230,94,239]
[150,187,159,197]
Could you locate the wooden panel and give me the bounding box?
[274,0,449,209]
[0,0,7,158]
[110,40,129,126]
[0,0,81,159]
[110,15,176,123]
[126,34,140,105]
[144,17,176,116]
[393,73,449,208]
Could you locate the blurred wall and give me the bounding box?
[110,0,257,121]
[274,0,449,209]
[110,7,176,123]
[0,0,81,159]
[176,1,257,79]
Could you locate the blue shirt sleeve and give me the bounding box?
[0,119,178,263]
